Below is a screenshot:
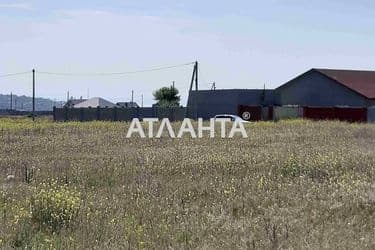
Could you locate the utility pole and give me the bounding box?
[189,61,199,91]
[141,94,143,108]
[187,61,199,119]
[131,90,134,105]
[195,61,198,91]
[32,69,35,121]
[172,81,175,88]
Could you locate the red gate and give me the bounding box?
[334,107,367,122]
[303,107,367,122]
[237,105,262,121]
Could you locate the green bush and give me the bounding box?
[281,155,301,177]
[31,181,81,231]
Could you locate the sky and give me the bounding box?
[1,0,375,106]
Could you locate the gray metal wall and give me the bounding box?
[187,89,274,119]
[275,70,368,107]
[367,99,375,106]
[368,106,375,123]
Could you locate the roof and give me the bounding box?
[314,69,375,99]
[70,99,86,104]
[65,99,86,107]
[116,102,139,108]
[74,97,116,108]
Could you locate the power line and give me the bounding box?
[36,62,195,77]
[0,71,31,78]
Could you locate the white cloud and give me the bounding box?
[0,3,33,10]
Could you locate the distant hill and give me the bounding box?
[0,94,64,111]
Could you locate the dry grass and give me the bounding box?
[0,118,374,249]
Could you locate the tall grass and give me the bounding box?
[0,118,374,249]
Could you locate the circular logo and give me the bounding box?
[242,111,251,120]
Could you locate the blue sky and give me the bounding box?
[1,0,375,105]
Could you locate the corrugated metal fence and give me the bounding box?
[237,105,373,123]
[54,106,375,123]
[0,109,53,116]
[54,107,189,122]
[273,106,303,121]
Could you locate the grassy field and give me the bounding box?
[0,118,374,249]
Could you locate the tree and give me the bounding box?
[153,86,181,107]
